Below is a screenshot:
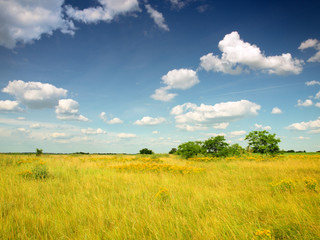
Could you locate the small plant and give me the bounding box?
[155,187,170,202]
[32,164,48,179]
[255,229,271,239]
[36,148,43,156]
[270,179,296,192]
[303,177,317,191]
[17,170,33,179]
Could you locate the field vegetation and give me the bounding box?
[0,153,319,239]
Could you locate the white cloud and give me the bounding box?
[0,100,22,112]
[145,4,169,31]
[254,123,271,131]
[117,133,136,138]
[213,122,229,129]
[271,107,282,114]
[134,116,166,126]
[298,38,320,62]
[100,112,123,124]
[56,99,89,122]
[51,132,70,139]
[315,103,320,108]
[151,69,199,102]
[152,131,159,134]
[229,130,246,137]
[200,31,303,75]
[17,127,29,133]
[287,117,320,132]
[296,136,310,140]
[176,124,208,132]
[2,80,67,109]
[297,99,313,107]
[205,133,226,137]
[81,128,106,135]
[171,100,260,131]
[315,91,320,99]
[169,0,186,9]
[66,0,140,24]
[17,117,25,120]
[29,123,41,129]
[0,0,75,49]
[305,80,320,86]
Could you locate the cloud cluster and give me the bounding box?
[254,123,271,131]
[100,112,123,124]
[287,117,320,133]
[0,100,21,112]
[145,4,169,31]
[0,0,75,49]
[151,68,199,101]
[171,100,261,131]
[81,128,106,135]
[297,99,313,107]
[271,107,282,114]
[299,39,320,62]
[305,80,320,86]
[66,0,140,24]
[117,133,137,138]
[134,116,166,126]
[56,99,89,122]
[200,31,303,75]
[2,80,67,109]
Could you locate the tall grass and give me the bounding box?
[0,153,319,239]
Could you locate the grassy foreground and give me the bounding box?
[0,154,319,240]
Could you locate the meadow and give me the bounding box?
[0,153,319,240]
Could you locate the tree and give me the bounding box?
[169,148,177,154]
[176,141,203,159]
[36,148,43,156]
[245,130,281,155]
[203,136,229,156]
[139,148,153,154]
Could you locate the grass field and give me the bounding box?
[1,153,319,239]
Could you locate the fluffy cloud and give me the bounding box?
[299,38,320,62]
[29,123,41,129]
[315,91,320,99]
[2,80,67,109]
[0,0,75,49]
[145,4,169,31]
[315,103,320,108]
[66,0,140,24]
[56,99,89,122]
[100,112,123,124]
[297,99,313,107]
[151,69,199,102]
[176,124,208,132]
[271,107,282,114]
[254,123,271,131]
[134,116,166,126]
[305,80,320,86]
[200,31,303,75]
[229,130,246,137]
[81,128,106,135]
[213,122,229,129]
[117,133,136,138]
[171,100,260,131]
[51,132,70,139]
[287,117,320,133]
[0,100,22,112]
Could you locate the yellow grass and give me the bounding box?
[0,153,319,239]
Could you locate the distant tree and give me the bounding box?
[227,144,245,156]
[176,141,203,159]
[245,130,281,155]
[203,136,229,156]
[36,148,43,156]
[139,148,153,154]
[169,148,177,154]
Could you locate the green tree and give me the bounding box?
[36,148,43,156]
[169,148,177,154]
[176,141,203,159]
[203,136,229,156]
[245,130,281,155]
[139,148,153,154]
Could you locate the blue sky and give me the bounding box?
[0,0,319,153]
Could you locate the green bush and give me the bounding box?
[32,164,48,179]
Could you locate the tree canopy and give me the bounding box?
[245,130,281,155]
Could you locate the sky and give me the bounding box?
[0,0,319,153]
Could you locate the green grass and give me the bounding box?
[0,154,319,239]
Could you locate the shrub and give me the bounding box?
[36,148,43,156]
[176,141,203,159]
[32,164,49,179]
[139,148,153,154]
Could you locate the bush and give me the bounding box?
[32,164,49,179]
[169,148,177,154]
[139,148,153,155]
[36,148,43,156]
[176,141,203,159]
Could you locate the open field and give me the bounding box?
[1,153,319,240]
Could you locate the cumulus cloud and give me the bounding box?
[287,117,320,132]
[151,69,199,102]
[0,100,22,112]
[117,133,136,138]
[100,112,123,124]
[200,31,303,75]
[2,80,67,109]
[0,0,75,49]
[229,130,246,137]
[254,123,271,131]
[176,124,208,132]
[66,0,140,24]
[298,38,320,62]
[305,80,320,86]
[81,128,106,135]
[171,100,260,131]
[51,132,70,139]
[145,4,169,31]
[29,123,41,129]
[134,116,166,126]
[213,122,229,129]
[56,99,89,122]
[315,103,320,108]
[271,107,282,114]
[297,99,313,107]
[315,91,320,99]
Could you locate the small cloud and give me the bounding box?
[315,103,320,108]
[56,99,89,122]
[100,112,123,124]
[229,130,246,137]
[305,80,320,86]
[271,107,282,114]
[297,99,313,107]
[296,136,310,140]
[213,122,229,129]
[152,131,159,134]
[51,132,70,139]
[197,4,209,13]
[117,133,137,139]
[17,117,25,120]
[134,116,166,126]
[29,123,41,129]
[0,100,22,112]
[81,128,106,135]
[145,4,169,31]
[17,128,29,133]
[298,38,320,62]
[287,117,320,132]
[176,124,208,132]
[254,123,271,131]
